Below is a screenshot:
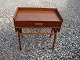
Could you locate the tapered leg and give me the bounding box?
[52,29,57,49]
[18,32,22,50]
[52,33,57,49]
[49,28,54,37]
[19,28,23,38]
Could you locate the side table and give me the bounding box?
[13,7,63,50]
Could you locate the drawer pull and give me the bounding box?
[35,23,43,26]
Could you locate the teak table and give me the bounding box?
[13,7,63,50]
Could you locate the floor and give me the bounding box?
[0,0,80,60]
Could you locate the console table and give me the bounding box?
[13,7,63,50]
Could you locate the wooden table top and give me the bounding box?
[14,7,63,22]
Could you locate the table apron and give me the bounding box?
[14,21,62,27]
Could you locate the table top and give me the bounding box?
[14,7,63,22]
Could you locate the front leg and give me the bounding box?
[49,28,54,37]
[52,29,57,49]
[18,31,22,50]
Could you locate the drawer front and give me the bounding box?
[33,21,62,27]
[15,21,62,27]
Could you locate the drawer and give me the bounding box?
[33,21,62,27]
[15,21,62,27]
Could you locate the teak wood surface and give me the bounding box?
[13,7,63,50]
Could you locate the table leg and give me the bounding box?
[18,32,22,50]
[52,29,57,49]
[19,28,23,38]
[49,28,54,37]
